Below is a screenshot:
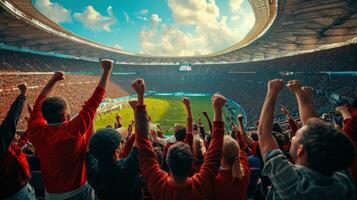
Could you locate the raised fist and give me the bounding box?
[287,80,302,93]
[182,97,190,107]
[18,83,27,94]
[268,79,284,94]
[101,59,113,71]
[129,99,138,109]
[301,86,314,102]
[212,93,227,110]
[280,105,290,116]
[131,79,146,95]
[237,114,243,122]
[52,71,65,81]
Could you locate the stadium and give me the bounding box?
[0,0,357,199]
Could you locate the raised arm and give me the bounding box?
[336,105,357,144]
[280,105,300,137]
[0,84,27,158]
[202,111,213,133]
[132,79,168,198]
[287,80,317,125]
[40,71,64,97]
[28,72,64,127]
[183,97,193,149]
[68,60,112,135]
[258,79,283,158]
[193,94,226,196]
[237,114,254,148]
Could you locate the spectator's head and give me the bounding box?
[221,136,244,180]
[174,125,186,141]
[193,136,206,160]
[154,147,164,168]
[353,98,357,108]
[89,128,123,164]
[272,131,290,150]
[250,132,258,141]
[290,118,355,176]
[166,142,193,179]
[41,96,70,124]
[272,122,283,134]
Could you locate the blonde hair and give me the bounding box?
[222,136,245,181]
[193,136,205,160]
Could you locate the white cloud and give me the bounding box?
[167,0,219,25]
[151,14,162,26]
[123,12,130,22]
[139,0,255,56]
[35,0,72,23]
[230,15,240,22]
[229,0,244,13]
[74,5,116,32]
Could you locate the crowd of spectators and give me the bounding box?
[0,74,128,129]
[0,60,357,200]
[0,48,357,200]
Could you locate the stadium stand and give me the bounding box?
[0,0,357,199]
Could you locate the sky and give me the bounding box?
[34,0,256,56]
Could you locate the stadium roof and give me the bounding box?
[0,0,356,64]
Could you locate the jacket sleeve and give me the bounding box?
[192,121,225,197]
[0,94,26,158]
[135,105,169,198]
[120,134,135,158]
[68,87,105,136]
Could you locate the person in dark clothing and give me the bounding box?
[86,128,140,200]
[0,83,35,199]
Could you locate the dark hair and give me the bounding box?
[353,98,357,108]
[174,125,186,141]
[250,133,258,141]
[41,96,68,124]
[272,131,290,150]
[299,119,355,176]
[272,122,283,134]
[166,142,192,178]
[154,147,164,168]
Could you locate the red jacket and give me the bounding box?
[0,94,29,198]
[25,87,104,193]
[212,134,250,200]
[343,109,357,184]
[135,105,225,200]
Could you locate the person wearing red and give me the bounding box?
[336,101,357,186]
[0,83,35,200]
[131,78,226,200]
[25,60,113,200]
[212,119,250,200]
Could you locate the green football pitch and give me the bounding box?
[94,95,244,134]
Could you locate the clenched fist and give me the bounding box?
[131,78,146,95]
[287,80,302,93]
[101,59,113,71]
[268,79,284,95]
[52,71,65,81]
[182,97,191,107]
[212,94,227,110]
[18,83,27,95]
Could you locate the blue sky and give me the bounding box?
[34,0,255,56]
